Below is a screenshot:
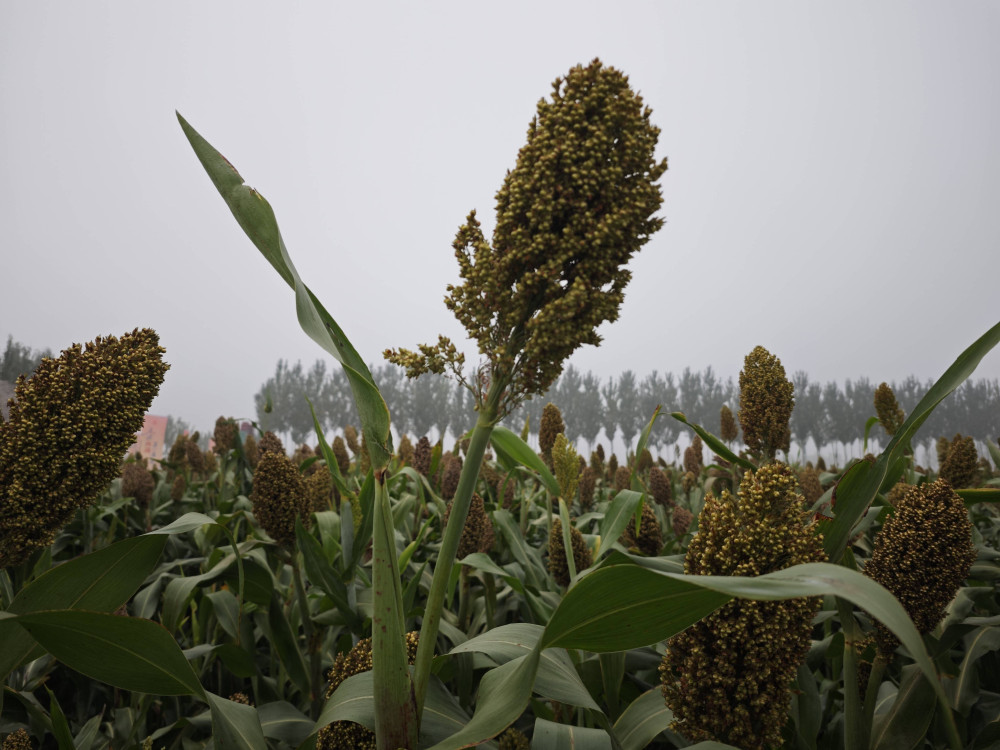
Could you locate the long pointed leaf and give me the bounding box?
[206,691,268,750]
[491,426,560,497]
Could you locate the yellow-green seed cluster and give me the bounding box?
[1,728,31,750]
[551,433,580,501]
[497,727,531,750]
[0,328,168,568]
[317,632,420,750]
[250,451,311,547]
[939,433,978,489]
[863,478,975,656]
[660,463,824,749]
[386,59,666,414]
[738,346,794,461]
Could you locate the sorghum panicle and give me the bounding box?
[121,461,155,507]
[551,433,580,501]
[863,478,975,656]
[444,492,494,559]
[213,416,238,454]
[873,382,905,437]
[548,517,592,587]
[939,433,978,489]
[620,501,662,556]
[738,346,795,461]
[538,403,565,469]
[413,436,432,477]
[250,451,311,547]
[660,463,824,749]
[720,404,739,443]
[0,329,168,568]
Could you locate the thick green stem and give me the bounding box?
[291,556,322,718]
[837,596,866,750]
[412,392,500,721]
[371,469,418,749]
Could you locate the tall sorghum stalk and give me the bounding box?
[387,58,666,720]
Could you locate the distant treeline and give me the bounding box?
[255,359,1000,454]
[0,335,53,384]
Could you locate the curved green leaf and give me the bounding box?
[870,665,936,750]
[15,610,203,696]
[823,320,1000,559]
[257,701,313,745]
[206,691,268,750]
[267,591,310,696]
[491,426,560,497]
[671,412,755,471]
[0,534,167,680]
[177,112,392,468]
[531,718,612,749]
[630,405,663,490]
[614,688,674,750]
[597,490,644,561]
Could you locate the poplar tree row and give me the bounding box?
[254,359,1000,454]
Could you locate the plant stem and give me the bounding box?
[836,596,867,750]
[412,389,500,721]
[290,554,322,718]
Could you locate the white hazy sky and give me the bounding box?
[2,2,998,432]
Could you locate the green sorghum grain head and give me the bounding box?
[250,451,311,547]
[720,404,738,443]
[213,416,238,454]
[305,469,335,513]
[331,436,350,475]
[121,460,155,507]
[939,433,978,489]
[548,517,593,587]
[317,632,420,750]
[874,382,905,437]
[552,432,580,501]
[863,478,975,657]
[0,329,167,568]
[621,501,662,556]
[386,59,667,416]
[738,346,795,461]
[445,492,494,559]
[660,463,824,749]
[538,403,565,468]
[413,436,432,477]
[649,466,673,508]
[397,433,414,466]
[498,728,531,750]
[258,431,284,457]
[579,466,597,510]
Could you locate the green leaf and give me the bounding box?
[148,511,217,535]
[177,112,392,468]
[257,701,313,745]
[45,687,75,750]
[267,591,311,696]
[531,718,613,749]
[614,688,674,750]
[597,491,644,561]
[541,561,948,715]
[671,412,756,471]
[630,406,663,490]
[424,650,541,750]
[958,488,1000,506]
[295,519,361,630]
[205,691,268,750]
[305,397,351,497]
[947,625,1000,715]
[0,533,167,680]
[491,426,560,497]
[14,610,204,696]
[863,416,880,451]
[823,320,1000,559]
[870,665,936,750]
[215,643,257,679]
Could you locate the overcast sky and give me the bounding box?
[2,2,998,433]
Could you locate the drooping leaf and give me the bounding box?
[491,426,560,497]
[870,665,937,750]
[0,534,167,679]
[597,490,644,561]
[266,591,311,696]
[177,112,392,469]
[257,701,313,745]
[671,411,755,471]
[531,718,613,749]
[14,610,204,696]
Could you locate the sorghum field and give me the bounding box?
[2,60,999,750]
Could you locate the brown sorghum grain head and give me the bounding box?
[864,478,975,657]
[579,466,597,510]
[671,506,693,538]
[2,728,31,750]
[614,465,631,493]
[259,431,285,457]
[660,463,824,749]
[798,466,823,507]
[343,425,361,456]
[607,453,619,483]
[250,451,311,547]
[332,436,350,475]
[397,433,414,466]
[413,436,432,477]
[305,469,335,513]
[936,436,951,469]
[121,461,155,507]
[637,448,653,474]
[649,466,673,508]
[720,404,738,443]
[170,474,186,502]
[440,452,462,501]
[874,383,905,437]
[243,433,260,469]
[547,517,593,587]
[939,433,978,489]
[0,329,167,568]
[620,501,662,556]
[213,416,238,454]
[538,403,565,468]
[738,346,795,461]
[445,492,494,559]
[292,443,315,467]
